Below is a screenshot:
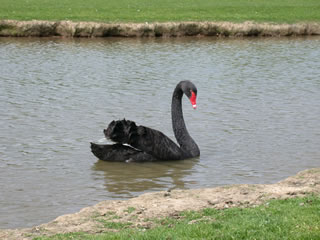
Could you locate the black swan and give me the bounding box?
[90,81,200,162]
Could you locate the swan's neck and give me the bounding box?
[171,85,200,158]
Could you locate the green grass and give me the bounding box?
[33,195,320,240]
[0,0,319,23]
[124,207,136,214]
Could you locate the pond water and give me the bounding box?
[0,37,319,229]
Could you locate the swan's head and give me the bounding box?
[180,81,198,109]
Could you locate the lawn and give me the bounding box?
[34,195,320,240]
[0,0,319,23]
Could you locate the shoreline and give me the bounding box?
[1,20,320,38]
[0,168,319,239]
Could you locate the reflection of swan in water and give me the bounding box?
[92,158,198,197]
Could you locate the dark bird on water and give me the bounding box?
[91,80,200,162]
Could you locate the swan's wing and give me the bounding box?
[104,119,184,160]
[90,142,157,162]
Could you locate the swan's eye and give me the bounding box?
[190,89,197,96]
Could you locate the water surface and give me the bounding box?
[0,37,319,229]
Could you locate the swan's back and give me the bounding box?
[104,119,184,160]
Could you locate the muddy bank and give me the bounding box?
[1,168,319,239]
[1,20,320,38]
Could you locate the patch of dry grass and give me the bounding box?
[1,20,320,37]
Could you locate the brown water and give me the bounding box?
[0,37,319,229]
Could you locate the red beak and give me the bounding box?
[190,91,197,109]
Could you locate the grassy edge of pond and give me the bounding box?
[1,168,320,240]
[33,195,320,240]
[1,20,320,38]
[1,0,320,23]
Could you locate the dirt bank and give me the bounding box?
[1,20,320,38]
[1,168,320,239]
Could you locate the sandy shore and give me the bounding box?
[1,20,320,38]
[0,168,319,239]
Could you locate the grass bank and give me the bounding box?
[1,20,320,37]
[1,0,320,23]
[34,195,320,240]
[1,168,320,240]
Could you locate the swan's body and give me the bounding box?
[91,81,200,162]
